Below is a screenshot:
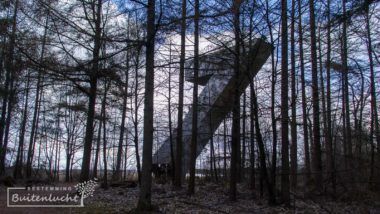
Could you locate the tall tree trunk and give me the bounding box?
[168,42,175,183]
[280,0,290,205]
[0,0,18,175]
[208,89,218,182]
[242,91,246,181]
[309,0,323,191]
[223,119,227,178]
[175,0,187,188]
[188,0,199,194]
[341,0,354,185]
[290,0,297,192]
[93,121,102,178]
[134,47,142,185]
[80,0,102,182]
[298,0,311,185]
[114,53,129,181]
[265,0,278,197]
[102,84,109,188]
[14,74,30,179]
[53,109,61,182]
[325,0,336,195]
[0,0,18,150]
[66,134,73,182]
[0,58,15,176]
[365,3,380,190]
[26,10,48,177]
[318,27,327,141]
[250,82,255,190]
[248,8,256,192]
[230,0,241,201]
[252,83,275,204]
[137,0,155,209]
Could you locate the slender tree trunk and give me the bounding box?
[318,28,327,140]
[223,119,227,178]
[247,7,256,192]
[114,54,129,181]
[14,74,30,179]
[309,0,323,191]
[168,42,175,183]
[365,4,380,190]
[290,0,298,192]
[281,0,290,205]
[0,0,18,151]
[242,91,246,181]
[230,0,241,201]
[0,62,15,175]
[53,111,61,182]
[123,140,128,180]
[27,6,50,177]
[341,0,354,186]
[65,134,72,182]
[298,0,311,186]
[265,0,278,196]
[137,0,155,209]
[175,0,187,188]
[209,107,214,180]
[250,82,255,190]
[325,0,336,195]
[102,84,109,188]
[0,0,18,175]
[93,121,102,178]
[134,48,142,185]
[80,0,102,182]
[252,83,275,204]
[188,0,199,194]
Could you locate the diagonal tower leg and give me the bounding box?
[153,39,272,178]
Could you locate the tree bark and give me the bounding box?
[175,0,187,188]
[137,0,155,209]
[325,0,336,195]
[365,3,380,190]
[290,0,298,192]
[264,0,278,196]
[0,0,18,175]
[281,0,290,205]
[14,74,30,179]
[230,0,241,201]
[242,91,246,181]
[189,0,200,194]
[114,52,129,181]
[80,0,102,182]
[26,1,49,179]
[168,42,175,184]
[133,46,142,185]
[102,83,109,188]
[298,0,311,185]
[309,0,323,190]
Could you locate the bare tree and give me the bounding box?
[290,0,298,192]
[230,0,242,201]
[0,0,19,175]
[280,0,290,205]
[309,0,322,190]
[365,2,380,190]
[137,0,155,209]
[80,0,104,182]
[188,0,200,195]
[175,0,187,189]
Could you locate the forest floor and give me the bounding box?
[1,180,380,213]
